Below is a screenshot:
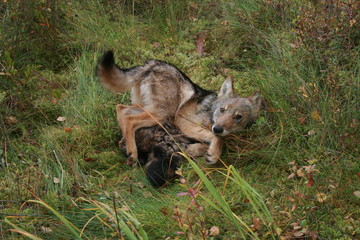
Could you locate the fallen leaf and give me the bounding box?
[252,218,262,230]
[306,174,315,187]
[293,230,304,237]
[188,188,197,197]
[270,189,276,198]
[40,226,53,233]
[51,98,58,104]
[287,196,295,202]
[293,225,302,230]
[209,226,220,236]
[152,42,160,48]
[83,158,94,162]
[288,173,296,179]
[64,127,72,132]
[53,177,60,184]
[159,206,169,216]
[296,168,305,177]
[353,191,360,198]
[307,130,316,136]
[316,192,327,202]
[267,107,283,112]
[279,211,291,217]
[304,228,318,239]
[196,33,205,55]
[311,110,322,122]
[299,117,306,125]
[57,116,66,122]
[177,192,189,197]
[349,19,356,27]
[5,116,18,125]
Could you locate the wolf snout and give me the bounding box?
[212,125,224,134]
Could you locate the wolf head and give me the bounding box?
[211,77,262,137]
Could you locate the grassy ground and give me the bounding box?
[1,0,359,239]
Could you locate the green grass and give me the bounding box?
[1,0,359,239]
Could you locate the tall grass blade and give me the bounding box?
[4,218,43,240]
[77,197,148,240]
[26,200,83,240]
[186,157,257,239]
[229,165,276,239]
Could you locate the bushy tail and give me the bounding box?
[145,146,183,187]
[97,50,138,93]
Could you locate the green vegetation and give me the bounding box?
[1,0,359,239]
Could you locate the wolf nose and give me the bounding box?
[212,125,224,134]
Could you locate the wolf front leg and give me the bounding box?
[205,137,223,164]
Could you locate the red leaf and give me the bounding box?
[188,188,197,197]
[306,174,315,187]
[84,158,95,162]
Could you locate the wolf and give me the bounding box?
[97,50,262,174]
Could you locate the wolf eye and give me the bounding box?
[234,114,242,120]
[220,107,225,113]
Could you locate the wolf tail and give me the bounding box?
[145,146,183,187]
[97,50,140,93]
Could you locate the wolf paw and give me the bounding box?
[205,153,219,164]
[126,155,138,167]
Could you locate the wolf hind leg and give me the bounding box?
[117,105,160,166]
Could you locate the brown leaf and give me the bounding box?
[349,19,356,27]
[311,110,322,122]
[84,157,95,162]
[304,228,318,239]
[196,33,205,55]
[5,116,18,125]
[152,42,160,48]
[252,218,262,230]
[296,168,305,177]
[299,117,306,125]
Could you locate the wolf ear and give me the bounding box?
[249,92,262,108]
[218,77,234,98]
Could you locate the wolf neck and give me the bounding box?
[192,93,218,128]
